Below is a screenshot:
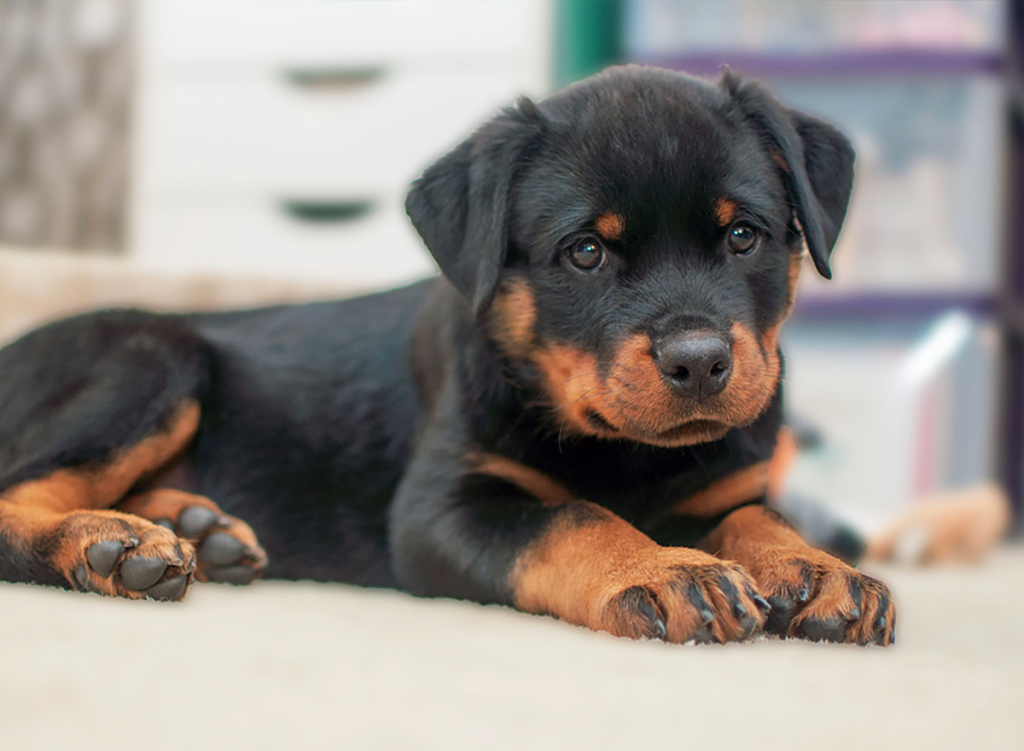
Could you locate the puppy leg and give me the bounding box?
[0,400,203,600]
[646,462,894,645]
[0,311,209,599]
[0,503,195,600]
[392,457,766,644]
[120,489,266,585]
[512,501,767,643]
[701,505,896,645]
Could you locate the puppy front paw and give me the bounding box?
[600,552,770,643]
[753,547,895,646]
[54,510,197,601]
[516,541,769,644]
[120,489,267,585]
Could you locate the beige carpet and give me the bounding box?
[1,545,1021,751]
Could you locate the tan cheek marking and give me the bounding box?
[668,462,770,518]
[490,279,537,358]
[606,333,677,433]
[594,212,625,241]
[1,401,201,513]
[744,252,805,386]
[714,198,737,226]
[468,453,575,506]
[532,344,605,436]
[718,322,780,426]
[710,250,802,428]
[741,251,803,408]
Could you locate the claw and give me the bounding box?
[651,617,667,640]
[73,564,90,590]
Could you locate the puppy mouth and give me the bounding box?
[651,419,729,443]
[584,410,729,445]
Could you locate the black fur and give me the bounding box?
[0,66,854,607]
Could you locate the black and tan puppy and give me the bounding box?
[0,66,894,645]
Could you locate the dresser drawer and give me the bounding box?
[142,0,550,69]
[137,67,531,196]
[133,197,437,289]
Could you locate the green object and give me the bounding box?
[280,199,376,223]
[555,0,624,86]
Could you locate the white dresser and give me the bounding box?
[131,0,552,290]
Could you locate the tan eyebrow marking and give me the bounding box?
[714,198,737,226]
[594,212,624,241]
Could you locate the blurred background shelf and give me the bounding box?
[630,50,1006,78]
[623,0,1007,56]
[794,291,998,319]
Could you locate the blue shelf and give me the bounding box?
[634,49,1005,79]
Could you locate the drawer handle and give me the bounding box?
[281,66,387,91]
[280,199,376,223]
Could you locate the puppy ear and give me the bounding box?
[405,98,545,314]
[784,110,856,279]
[724,74,855,279]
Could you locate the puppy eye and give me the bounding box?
[567,238,605,271]
[727,223,760,255]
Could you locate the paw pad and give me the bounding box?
[62,513,196,601]
[86,540,127,578]
[163,505,266,586]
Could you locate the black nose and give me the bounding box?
[655,333,732,400]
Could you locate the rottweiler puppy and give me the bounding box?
[0,66,894,645]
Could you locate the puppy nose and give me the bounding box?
[655,333,732,400]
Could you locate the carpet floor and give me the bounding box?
[2,545,1021,750]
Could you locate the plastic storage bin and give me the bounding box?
[625,0,1006,56]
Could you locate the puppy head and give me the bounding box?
[406,65,854,447]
